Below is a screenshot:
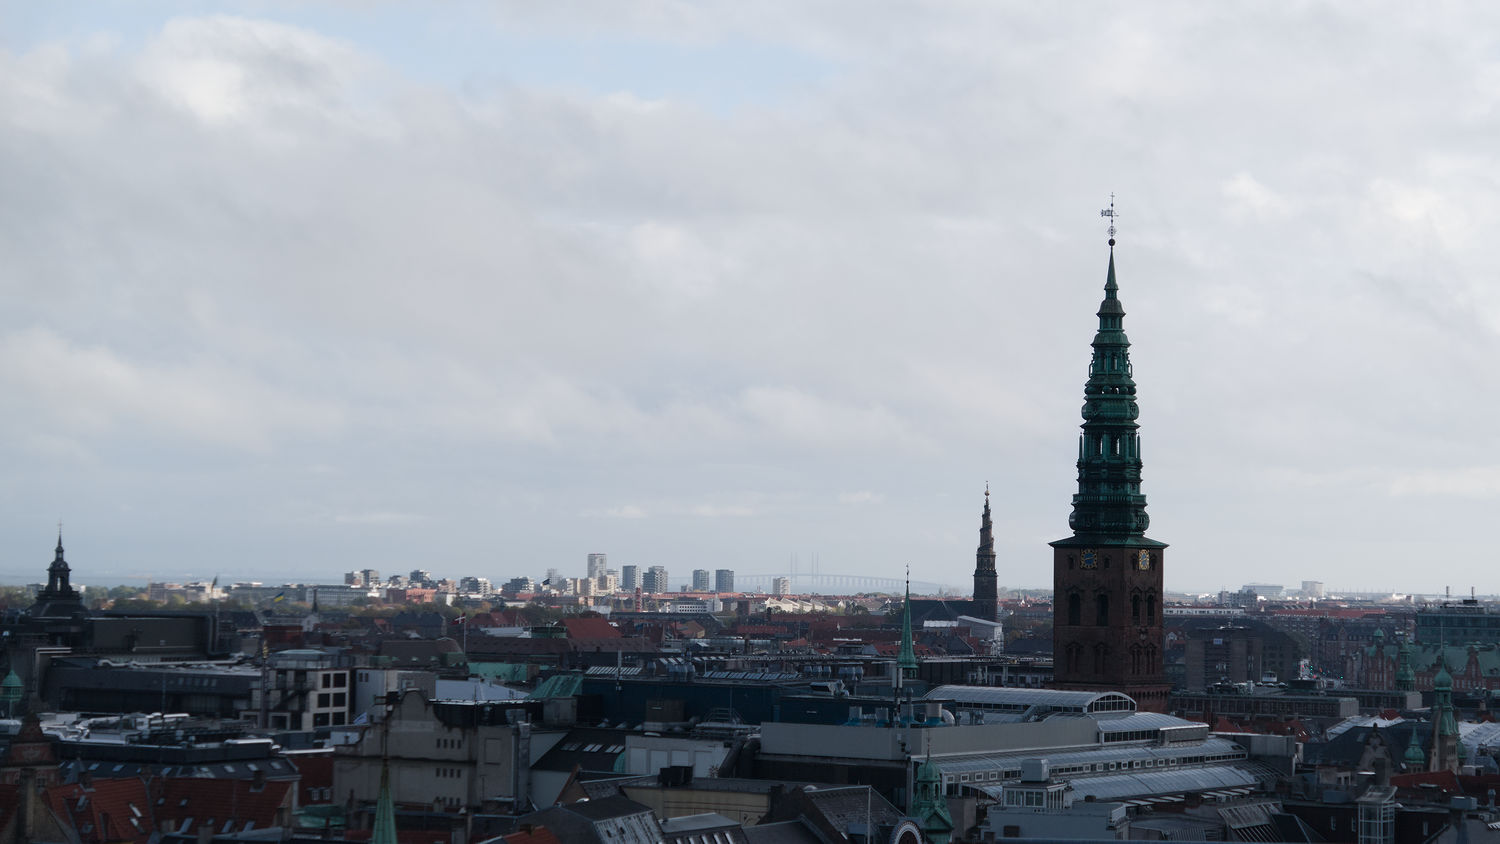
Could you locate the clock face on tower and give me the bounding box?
[1081,549,1098,569]
[1136,550,1151,570]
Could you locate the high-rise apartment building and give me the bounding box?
[772,576,790,596]
[621,565,639,590]
[587,553,608,579]
[715,569,734,593]
[642,565,669,594]
[692,569,711,591]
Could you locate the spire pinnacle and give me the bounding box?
[897,564,918,678]
[1100,193,1118,248]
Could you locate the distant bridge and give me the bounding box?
[732,572,962,596]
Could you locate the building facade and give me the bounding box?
[715,569,735,593]
[1050,238,1170,712]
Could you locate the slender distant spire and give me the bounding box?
[898,565,918,679]
[972,487,998,620]
[1430,652,1459,772]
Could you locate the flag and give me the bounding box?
[272,592,286,603]
[211,574,219,589]
[542,578,552,586]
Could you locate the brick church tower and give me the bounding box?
[1050,223,1170,712]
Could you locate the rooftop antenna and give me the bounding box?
[1100,193,1119,246]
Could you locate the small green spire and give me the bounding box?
[898,566,918,679]
[911,753,954,844]
[371,761,398,844]
[1434,655,1458,739]
[1404,727,1427,767]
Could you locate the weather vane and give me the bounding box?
[1100,194,1118,245]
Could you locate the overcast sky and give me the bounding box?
[4,2,1500,595]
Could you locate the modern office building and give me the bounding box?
[621,565,640,591]
[715,569,734,593]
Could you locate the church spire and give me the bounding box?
[1066,226,1151,540]
[41,528,77,600]
[1430,653,1460,772]
[897,566,918,682]
[972,486,998,620]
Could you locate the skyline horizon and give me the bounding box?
[1,531,1490,600]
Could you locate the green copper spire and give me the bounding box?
[911,754,954,844]
[1067,243,1152,540]
[1434,656,1458,738]
[371,760,397,844]
[898,566,918,680]
[1404,727,1426,768]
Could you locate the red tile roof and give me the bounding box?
[44,779,155,843]
[562,617,621,639]
[154,776,294,835]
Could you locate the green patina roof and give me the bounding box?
[1369,643,1500,678]
[529,674,584,700]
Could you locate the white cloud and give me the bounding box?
[0,328,344,450]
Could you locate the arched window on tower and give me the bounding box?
[1096,594,1109,627]
[1146,592,1157,625]
[1131,594,1141,623]
[1093,644,1107,675]
[1067,593,1081,627]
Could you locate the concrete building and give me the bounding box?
[692,569,711,592]
[772,577,790,596]
[258,648,353,731]
[622,565,640,591]
[585,554,609,581]
[333,690,555,816]
[715,569,734,593]
[643,566,669,594]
